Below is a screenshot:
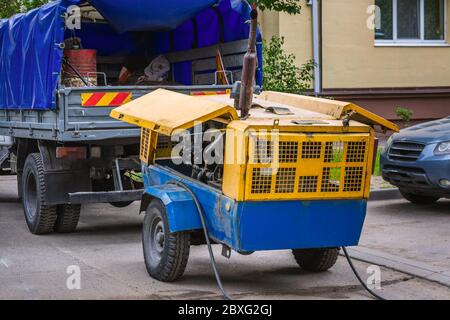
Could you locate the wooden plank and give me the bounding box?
[165,39,249,64]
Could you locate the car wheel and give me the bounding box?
[399,189,439,205]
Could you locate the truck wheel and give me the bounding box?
[292,248,340,272]
[54,204,81,233]
[142,200,190,282]
[17,172,23,200]
[399,189,439,205]
[22,153,57,235]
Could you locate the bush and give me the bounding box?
[0,1,50,19]
[395,107,414,122]
[263,36,315,94]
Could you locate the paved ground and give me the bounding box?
[0,175,449,300]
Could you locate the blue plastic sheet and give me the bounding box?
[0,0,77,110]
[89,0,221,33]
[0,0,262,110]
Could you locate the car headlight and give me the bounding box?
[434,141,450,155]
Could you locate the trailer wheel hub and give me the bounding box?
[150,217,165,260]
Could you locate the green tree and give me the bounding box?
[0,0,49,19]
[0,1,21,19]
[250,0,302,14]
[263,36,315,94]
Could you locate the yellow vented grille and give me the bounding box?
[140,128,175,162]
[140,128,151,163]
[155,135,174,159]
[245,133,372,200]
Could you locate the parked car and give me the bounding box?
[380,117,450,204]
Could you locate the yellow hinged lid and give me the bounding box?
[110,88,239,136]
[258,91,399,132]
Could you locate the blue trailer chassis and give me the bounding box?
[143,165,367,252]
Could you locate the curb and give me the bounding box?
[343,247,450,288]
[369,188,402,201]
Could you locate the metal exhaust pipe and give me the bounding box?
[239,7,258,119]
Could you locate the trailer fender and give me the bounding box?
[142,184,202,233]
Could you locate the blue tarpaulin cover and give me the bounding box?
[0,0,262,110]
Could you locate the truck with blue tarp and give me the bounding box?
[0,0,263,234]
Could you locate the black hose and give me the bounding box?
[168,180,232,300]
[342,247,386,300]
[169,181,384,301]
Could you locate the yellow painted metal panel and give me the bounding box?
[110,89,238,136]
[222,130,373,201]
[258,91,399,132]
[222,129,249,201]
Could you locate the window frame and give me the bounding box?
[375,0,447,45]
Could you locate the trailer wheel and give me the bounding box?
[142,200,190,282]
[22,153,57,235]
[54,204,81,233]
[399,189,439,205]
[292,248,340,272]
[109,201,133,208]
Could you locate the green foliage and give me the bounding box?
[373,148,382,176]
[249,0,302,14]
[0,1,50,19]
[395,107,414,122]
[263,36,315,94]
[0,1,21,19]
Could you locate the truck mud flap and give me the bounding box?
[69,190,143,204]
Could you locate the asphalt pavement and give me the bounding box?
[0,175,449,300]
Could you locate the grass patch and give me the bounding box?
[373,148,382,177]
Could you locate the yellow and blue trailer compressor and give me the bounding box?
[110,87,398,283]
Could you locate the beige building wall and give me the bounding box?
[261,0,450,89]
[260,0,313,71]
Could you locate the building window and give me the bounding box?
[375,0,446,43]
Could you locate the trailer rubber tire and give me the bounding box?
[54,204,81,233]
[399,189,439,205]
[292,248,340,272]
[22,153,57,235]
[142,200,190,282]
[109,201,134,208]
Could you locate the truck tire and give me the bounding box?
[22,153,57,235]
[399,189,439,205]
[292,248,340,272]
[17,172,23,201]
[142,200,190,282]
[54,204,81,233]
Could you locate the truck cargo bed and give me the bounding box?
[0,85,233,143]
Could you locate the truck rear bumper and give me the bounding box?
[69,190,143,204]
